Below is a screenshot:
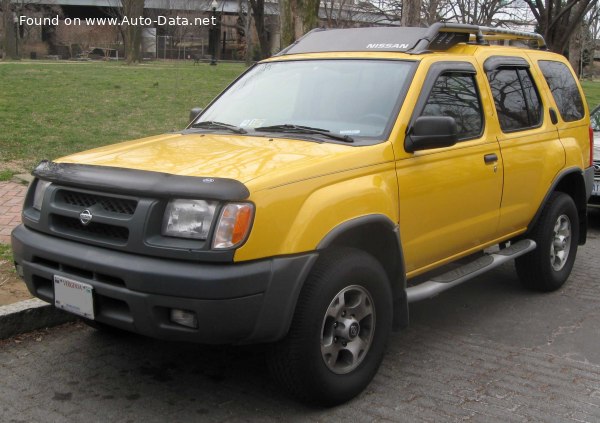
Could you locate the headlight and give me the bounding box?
[33,180,51,211]
[212,203,254,249]
[162,199,217,240]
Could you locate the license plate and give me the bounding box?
[593,182,600,195]
[54,275,95,319]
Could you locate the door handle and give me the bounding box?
[484,153,498,164]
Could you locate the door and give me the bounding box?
[481,54,565,235]
[396,61,503,276]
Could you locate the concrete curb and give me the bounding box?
[0,298,76,340]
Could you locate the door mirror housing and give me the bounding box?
[189,107,203,123]
[405,116,458,153]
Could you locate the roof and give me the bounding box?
[278,23,547,56]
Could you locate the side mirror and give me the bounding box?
[189,107,203,123]
[405,116,458,153]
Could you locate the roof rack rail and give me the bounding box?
[274,22,547,56]
[409,23,547,54]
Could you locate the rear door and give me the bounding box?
[478,53,565,236]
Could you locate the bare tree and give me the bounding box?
[321,0,363,28]
[586,2,600,75]
[249,0,270,57]
[105,0,145,63]
[123,0,145,63]
[402,0,421,26]
[279,0,322,48]
[1,0,18,59]
[523,0,597,54]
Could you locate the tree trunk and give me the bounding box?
[244,0,253,66]
[279,0,295,48]
[279,0,319,49]
[249,0,270,58]
[401,0,421,27]
[569,25,583,78]
[2,0,18,59]
[301,0,320,33]
[123,0,145,64]
[525,0,593,55]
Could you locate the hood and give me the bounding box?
[56,132,368,187]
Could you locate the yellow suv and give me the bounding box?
[12,23,596,405]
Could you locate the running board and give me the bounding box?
[406,239,536,303]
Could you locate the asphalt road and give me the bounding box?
[2,210,600,422]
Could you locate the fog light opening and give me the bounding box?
[170,309,198,329]
[15,263,24,278]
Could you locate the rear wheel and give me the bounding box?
[268,249,393,405]
[515,192,579,291]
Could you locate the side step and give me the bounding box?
[406,239,536,303]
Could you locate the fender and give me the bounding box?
[527,167,588,245]
[318,214,409,330]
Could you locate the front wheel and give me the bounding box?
[268,249,393,405]
[515,192,579,292]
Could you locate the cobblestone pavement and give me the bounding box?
[0,181,26,244]
[1,212,600,422]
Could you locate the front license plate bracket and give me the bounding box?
[54,275,95,319]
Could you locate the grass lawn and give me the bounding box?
[0,60,246,173]
[581,80,600,109]
[1,60,600,176]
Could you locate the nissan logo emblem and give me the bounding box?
[79,209,93,226]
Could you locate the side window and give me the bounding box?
[487,68,542,132]
[538,60,584,122]
[421,72,483,140]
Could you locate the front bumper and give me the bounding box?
[11,225,317,344]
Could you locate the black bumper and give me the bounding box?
[11,225,317,344]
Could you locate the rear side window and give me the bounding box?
[538,60,584,122]
[487,68,542,132]
[421,72,483,140]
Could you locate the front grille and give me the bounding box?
[52,215,129,244]
[57,190,137,215]
[26,183,219,261]
[594,161,600,178]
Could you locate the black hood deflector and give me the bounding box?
[33,161,250,201]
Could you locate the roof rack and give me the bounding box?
[276,22,547,56]
[411,23,547,53]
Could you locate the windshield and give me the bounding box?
[195,59,415,143]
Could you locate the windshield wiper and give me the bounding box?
[190,121,247,134]
[255,124,354,143]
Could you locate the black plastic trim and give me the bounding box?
[33,161,250,201]
[22,182,236,263]
[318,214,408,330]
[11,224,317,345]
[483,55,530,72]
[527,167,590,245]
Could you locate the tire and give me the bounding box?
[268,248,393,406]
[515,192,579,292]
